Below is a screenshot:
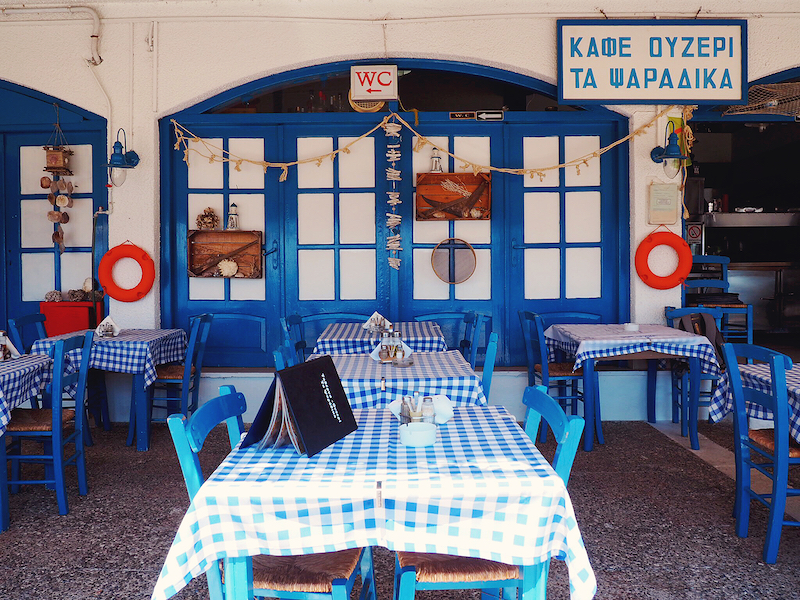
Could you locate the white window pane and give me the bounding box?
[564,136,600,187]
[525,248,560,299]
[297,138,333,189]
[339,193,375,244]
[66,145,94,194]
[566,248,602,298]
[454,221,491,244]
[21,200,55,248]
[187,138,224,189]
[338,137,375,188]
[229,194,264,232]
[566,192,601,243]
[60,252,93,292]
[298,250,334,300]
[413,137,449,186]
[63,198,94,248]
[523,137,559,188]
[231,278,266,301]
[229,139,265,189]
[524,192,560,244]
[22,253,54,301]
[454,137,490,173]
[20,147,47,195]
[340,250,376,300]
[297,194,333,244]
[455,249,491,300]
[413,203,449,243]
[189,278,225,300]
[413,248,448,299]
[188,194,224,230]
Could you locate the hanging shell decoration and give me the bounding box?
[55,194,69,207]
[47,193,56,205]
[47,210,61,222]
[59,212,69,224]
[217,259,239,278]
[44,290,64,302]
[40,176,52,189]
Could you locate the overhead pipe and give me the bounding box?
[2,6,102,65]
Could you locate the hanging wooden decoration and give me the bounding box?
[415,173,491,220]
[383,119,402,270]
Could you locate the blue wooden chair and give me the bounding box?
[414,311,490,368]
[393,385,584,600]
[7,313,48,354]
[665,306,724,450]
[480,332,499,401]
[139,313,214,435]
[722,343,800,564]
[273,342,297,370]
[281,312,372,363]
[167,385,376,600]
[5,330,94,515]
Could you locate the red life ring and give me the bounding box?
[98,243,155,302]
[635,231,693,290]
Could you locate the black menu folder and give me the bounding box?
[241,355,357,457]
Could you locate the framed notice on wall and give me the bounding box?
[648,182,680,225]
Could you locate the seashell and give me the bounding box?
[57,179,67,191]
[59,212,69,224]
[47,193,56,205]
[55,194,69,207]
[217,259,238,278]
[52,228,64,244]
[66,195,74,208]
[40,176,52,189]
[83,277,94,293]
[67,289,87,302]
[50,181,58,193]
[44,290,64,302]
[66,181,73,194]
[47,210,61,222]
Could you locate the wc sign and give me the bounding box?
[350,65,398,101]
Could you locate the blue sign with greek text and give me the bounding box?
[557,19,747,104]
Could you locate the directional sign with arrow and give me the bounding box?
[476,111,504,122]
[350,65,398,101]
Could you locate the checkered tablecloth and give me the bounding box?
[545,323,721,378]
[30,329,187,389]
[151,406,597,600]
[323,350,487,408]
[313,321,448,355]
[710,364,800,443]
[0,354,52,436]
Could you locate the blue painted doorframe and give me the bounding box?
[161,59,629,368]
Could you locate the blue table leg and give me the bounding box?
[0,433,8,532]
[519,561,548,600]
[125,373,151,452]
[647,359,658,423]
[224,555,254,600]
[582,358,596,452]
[688,356,702,450]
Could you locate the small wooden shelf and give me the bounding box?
[187,230,262,278]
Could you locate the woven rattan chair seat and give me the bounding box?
[686,301,747,309]
[749,429,800,458]
[222,548,363,593]
[155,364,195,380]
[535,362,583,376]
[397,551,519,583]
[7,408,76,432]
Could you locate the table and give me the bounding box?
[323,350,487,408]
[313,321,448,355]
[710,364,800,443]
[545,323,721,451]
[0,354,53,531]
[151,407,597,600]
[31,329,187,451]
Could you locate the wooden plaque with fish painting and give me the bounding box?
[415,173,491,220]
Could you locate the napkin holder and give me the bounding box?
[364,311,391,331]
[96,316,121,338]
[0,331,20,361]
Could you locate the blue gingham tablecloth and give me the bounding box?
[0,354,52,436]
[323,350,487,408]
[151,407,597,600]
[544,323,722,378]
[313,321,448,355]
[710,364,800,443]
[30,329,187,389]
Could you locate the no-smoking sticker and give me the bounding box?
[686,224,702,243]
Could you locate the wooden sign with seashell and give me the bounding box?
[415,173,491,220]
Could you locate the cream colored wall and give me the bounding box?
[1,0,799,328]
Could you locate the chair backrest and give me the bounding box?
[184,313,214,383]
[481,332,499,400]
[7,313,48,354]
[46,331,94,425]
[282,313,371,361]
[665,305,726,366]
[522,385,585,484]
[517,311,550,386]
[722,343,793,460]
[273,342,297,370]
[538,311,603,330]
[415,311,490,368]
[690,254,731,283]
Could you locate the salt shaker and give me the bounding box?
[422,397,435,424]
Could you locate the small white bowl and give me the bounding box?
[399,422,437,447]
[623,323,640,332]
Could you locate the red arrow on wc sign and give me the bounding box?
[350,65,398,100]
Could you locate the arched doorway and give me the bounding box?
[161,59,629,367]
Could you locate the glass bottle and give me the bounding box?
[422,397,435,423]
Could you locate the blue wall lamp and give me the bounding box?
[106,128,139,187]
[650,121,688,179]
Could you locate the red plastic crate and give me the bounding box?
[39,301,104,336]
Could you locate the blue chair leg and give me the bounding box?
[53,436,68,515]
[764,469,789,564]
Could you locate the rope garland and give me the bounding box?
[171,104,683,181]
